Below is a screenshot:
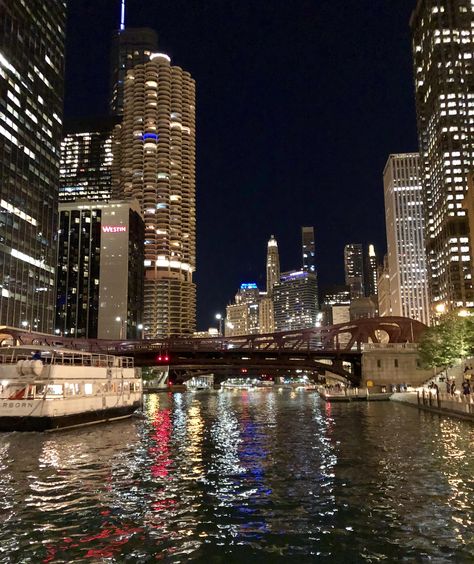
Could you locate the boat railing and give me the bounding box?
[0,350,134,368]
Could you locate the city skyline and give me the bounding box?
[64,1,417,329]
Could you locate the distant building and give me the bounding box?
[302,226,316,274]
[60,117,119,202]
[109,27,158,116]
[258,295,275,334]
[273,270,318,332]
[55,200,144,339]
[225,283,261,336]
[365,244,378,298]
[377,255,392,317]
[411,0,474,310]
[320,286,351,326]
[383,153,430,324]
[349,297,377,321]
[0,1,66,332]
[266,235,280,295]
[344,244,365,299]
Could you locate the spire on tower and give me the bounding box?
[120,0,126,31]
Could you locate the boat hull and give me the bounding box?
[0,404,140,432]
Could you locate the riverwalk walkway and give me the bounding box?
[391,391,474,422]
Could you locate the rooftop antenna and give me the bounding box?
[120,0,126,31]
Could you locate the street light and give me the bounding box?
[21,320,30,332]
[215,313,223,336]
[137,323,144,339]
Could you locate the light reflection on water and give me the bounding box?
[0,391,472,562]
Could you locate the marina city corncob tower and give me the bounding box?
[113,53,196,337]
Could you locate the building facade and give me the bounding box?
[60,117,119,203]
[113,52,196,337]
[109,27,158,116]
[55,200,144,339]
[377,255,392,317]
[320,285,351,326]
[344,244,365,299]
[383,153,430,324]
[365,244,378,298]
[0,0,66,332]
[302,226,316,274]
[273,270,318,332]
[266,235,280,294]
[411,0,474,311]
[225,283,261,337]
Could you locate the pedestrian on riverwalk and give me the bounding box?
[450,381,456,395]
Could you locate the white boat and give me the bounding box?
[0,346,142,432]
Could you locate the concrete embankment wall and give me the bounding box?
[391,392,474,422]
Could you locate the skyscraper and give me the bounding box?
[273,270,319,331]
[60,117,119,202]
[109,27,158,116]
[383,153,430,324]
[113,52,196,337]
[344,244,364,299]
[365,244,378,298]
[266,235,280,294]
[0,1,66,332]
[55,200,144,339]
[411,0,474,311]
[302,226,316,274]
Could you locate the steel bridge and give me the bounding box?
[0,317,426,386]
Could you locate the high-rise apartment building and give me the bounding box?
[383,153,430,324]
[344,244,365,299]
[411,0,474,310]
[109,27,158,116]
[273,270,319,332]
[113,53,196,337]
[55,200,144,339]
[302,226,316,274]
[266,235,280,294]
[0,1,66,332]
[60,117,119,202]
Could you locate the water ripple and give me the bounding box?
[0,392,472,562]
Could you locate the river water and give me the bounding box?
[0,390,472,563]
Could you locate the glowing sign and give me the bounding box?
[102,225,127,233]
[240,283,258,290]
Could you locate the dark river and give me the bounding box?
[0,390,472,563]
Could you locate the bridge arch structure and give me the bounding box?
[0,317,427,386]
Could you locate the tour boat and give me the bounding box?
[0,346,142,432]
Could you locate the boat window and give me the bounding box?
[84,383,93,395]
[47,384,63,396]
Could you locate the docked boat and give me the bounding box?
[0,346,142,432]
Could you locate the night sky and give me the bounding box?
[65,0,418,330]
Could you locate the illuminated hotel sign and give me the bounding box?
[102,225,127,233]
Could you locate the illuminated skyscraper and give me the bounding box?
[266,235,280,294]
[302,226,316,274]
[113,53,196,337]
[273,270,318,331]
[55,200,144,339]
[383,153,430,324]
[110,27,158,116]
[60,117,119,202]
[411,0,474,310]
[365,244,378,298]
[0,0,66,332]
[344,244,364,299]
